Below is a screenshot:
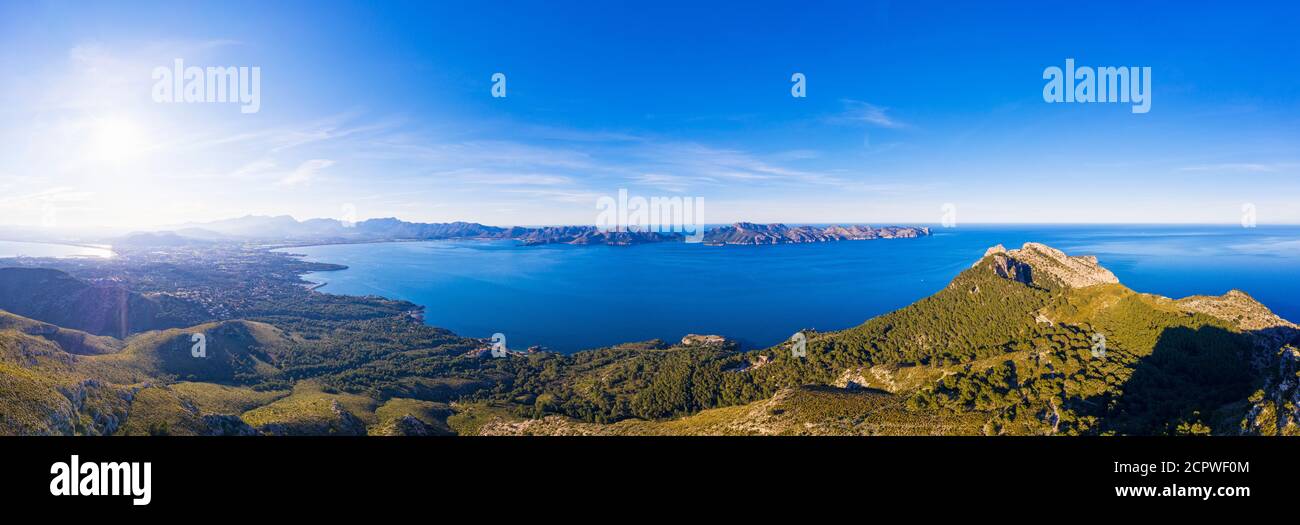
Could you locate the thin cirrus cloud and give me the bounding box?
[307,123,854,197]
[227,159,277,180]
[172,113,397,155]
[632,173,706,193]
[277,159,335,187]
[1179,162,1298,173]
[826,99,907,129]
[430,169,575,187]
[0,186,97,224]
[626,142,847,187]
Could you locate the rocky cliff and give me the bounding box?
[979,243,1119,289]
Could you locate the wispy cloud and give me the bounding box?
[827,99,907,129]
[432,169,575,186]
[632,173,706,193]
[1179,162,1298,173]
[227,159,277,180]
[629,142,848,187]
[364,139,598,171]
[503,188,605,204]
[278,159,335,187]
[172,113,399,154]
[0,186,97,224]
[0,186,95,206]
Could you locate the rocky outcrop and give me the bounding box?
[1177,290,1298,332]
[372,414,439,436]
[1241,345,1300,435]
[979,243,1118,289]
[982,245,1034,285]
[681,334,728,346]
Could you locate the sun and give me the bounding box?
[87,116,148,165]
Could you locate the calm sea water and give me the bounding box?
[283,225,1300,352]
[0,241,114,259]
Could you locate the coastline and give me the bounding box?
[0,239,116,259]
[264,237,505,251]
[0,239,114,251]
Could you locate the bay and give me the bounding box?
[281,225,1300,352]
[0,240,114,259]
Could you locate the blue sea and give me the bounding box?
[281,225,1300,353]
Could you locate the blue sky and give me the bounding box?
[1,0,1298,230]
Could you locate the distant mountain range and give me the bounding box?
[703,222,930,245]
[113,215,930,249]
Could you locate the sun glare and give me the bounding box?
[87,116,147,165]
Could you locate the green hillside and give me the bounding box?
[88,320,289,384]
[0,267,206,338]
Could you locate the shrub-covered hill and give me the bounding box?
[0,309,122,355]
[0,267,207,338]
[1,242,1297,435]
[0,314,479,435]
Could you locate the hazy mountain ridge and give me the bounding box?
[703,223,931,245]
[116,215,930,248]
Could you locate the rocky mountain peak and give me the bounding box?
[979,242,1119,289]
